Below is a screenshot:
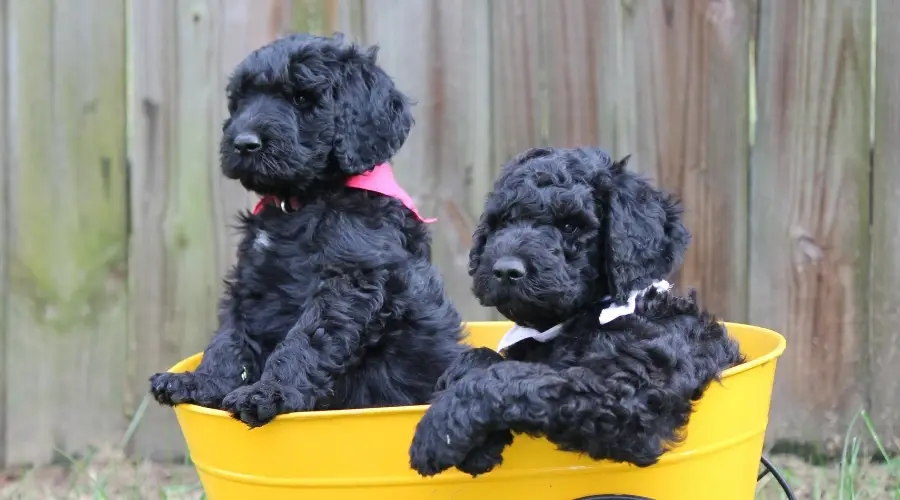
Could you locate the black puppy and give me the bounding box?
[408,147,743,476]
[149,33,466,428]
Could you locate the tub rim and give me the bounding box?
[167,321,786,422]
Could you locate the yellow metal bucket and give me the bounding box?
[168,322,785,500]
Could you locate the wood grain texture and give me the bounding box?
[490,0,547,171]
[127,0,290,459]
[5,0,129,465]
[617,0,751,321]
[541,0,619,150]
[288,0,338,34]
[333,0,365,38]
[0,0,9,468]
[751,0,871,446]
[427,0,496,321]
[870,0,900,445]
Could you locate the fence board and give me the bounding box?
[870,0,900,444]
[541,0,619,150]
[490,0,547,171]
[288,0,338,34]
[4,0,129,465]
[127,0,290,459]
[427,0,496,321]
[334,0,365,37]
[0,0,8,468]
[751,0,871,447]
[616,0,751,322]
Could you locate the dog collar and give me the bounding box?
[496,280,672,353]
[251,162,436,223]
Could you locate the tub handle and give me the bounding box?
[574,496,654,500]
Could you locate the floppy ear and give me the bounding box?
[593,156,691,301]
[468,215,489,276]
[331,45,414,174]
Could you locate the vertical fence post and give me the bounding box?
[4,0,129,465]
[870,0,900,447]
[751,0,872,447]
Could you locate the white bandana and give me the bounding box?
[496,280,672,353]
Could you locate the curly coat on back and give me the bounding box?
[149,33,466,428]
[408,147,744,477]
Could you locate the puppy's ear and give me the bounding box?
[331,45,414,174]
[593,156,690,301]
[468,215,489,276]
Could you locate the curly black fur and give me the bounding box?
[408,147,744,476]
[149,33,466,427]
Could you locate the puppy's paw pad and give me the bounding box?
[222,382,313,428]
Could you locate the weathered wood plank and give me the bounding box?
[750,0,871,447]
[428,0,496,321]
[617,0,751,321]
[870,0,900,445]
[288,0,338,35]
[0,0,9,468]
[490,0,547,172]
[127,0,289,459]
[541,0,619,150]
[333,0,365,39]
[5,0,129,465]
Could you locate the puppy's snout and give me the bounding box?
[492,256,526,282]
[234,132,262,154]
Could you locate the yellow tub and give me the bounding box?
[168,322,785,500]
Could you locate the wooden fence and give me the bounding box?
[0,0,897,466]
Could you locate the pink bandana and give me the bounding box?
[251,163,436,223]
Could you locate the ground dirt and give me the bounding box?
[0,449,202,500]
[0,452,897,499]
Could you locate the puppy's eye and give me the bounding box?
[292,95,305,105]
[561,223,578,234]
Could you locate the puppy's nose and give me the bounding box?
[492,257,526,282]
[233,133,262,153]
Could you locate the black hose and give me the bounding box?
[758,454,797,500]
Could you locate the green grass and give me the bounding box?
[755,409,900,499]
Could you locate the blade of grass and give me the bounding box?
[841,410,863,500]
[54,446,101,495]
[861,410,895,466]
[850,436,861,500]
[120,394,151,450]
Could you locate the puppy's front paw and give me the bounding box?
[150,371,241,408]
[221,381,313,428]
[456,429,514,477]
[150,372,200,406]
[409,411,459,476]
[409,398,486,477]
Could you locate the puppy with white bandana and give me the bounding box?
[409,147,744,477]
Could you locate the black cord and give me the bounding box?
[758,454,797,500]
